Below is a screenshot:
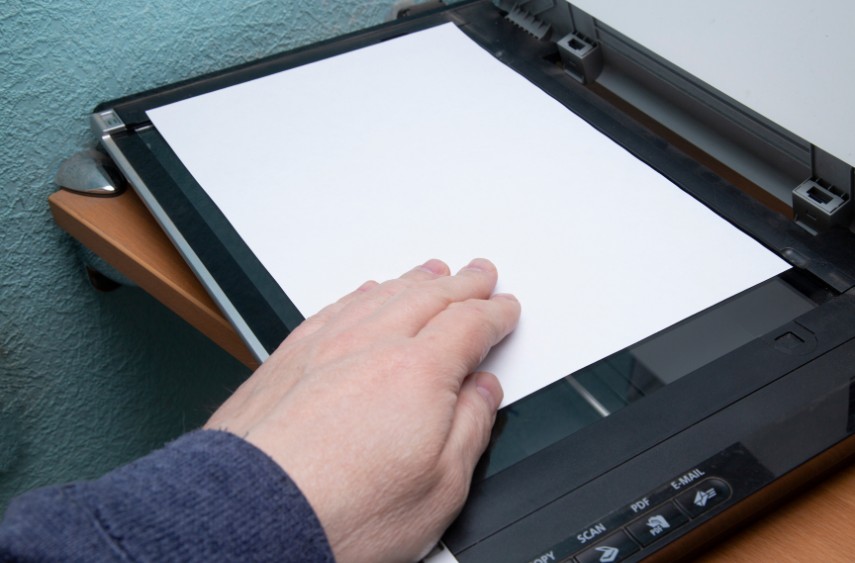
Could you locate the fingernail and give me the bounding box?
[419,258,448,275]
[475,373,501,411]
[462,258,490,272]
[476,385,496,411]
[493,292,518,302]
[357,280,378,292]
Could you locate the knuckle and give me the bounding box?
[378,278,416,296]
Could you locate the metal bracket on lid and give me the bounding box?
[793,147,853,234]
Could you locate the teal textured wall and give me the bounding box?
[0,1,389,510]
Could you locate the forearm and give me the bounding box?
[0,430,334,562]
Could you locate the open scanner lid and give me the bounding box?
[518,0,855,239]
[567,0,855,168]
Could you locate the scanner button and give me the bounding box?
[675,478,731,518]
[625,502,687,547]
[575,530,639,563]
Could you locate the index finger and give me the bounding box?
[292,259,451,341]
[371,258,502,336]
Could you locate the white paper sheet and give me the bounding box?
[148,24,789,406]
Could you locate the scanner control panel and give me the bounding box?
[523,444,769,563]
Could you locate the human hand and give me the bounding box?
[205,258,520,563]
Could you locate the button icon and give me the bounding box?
[645,514,671,537]
[694,487,717,508]
[626,502,688,546]
[575,530,639,563]
[675,478,731,518]
[595,546,620,563]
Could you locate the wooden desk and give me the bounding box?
[49,187,855,561]
[49,187,259,370]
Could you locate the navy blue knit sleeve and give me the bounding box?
[0,430,335,562]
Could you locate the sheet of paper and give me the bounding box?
[148,23,789,406]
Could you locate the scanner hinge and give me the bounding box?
[792,146,854,235]
[90,109,126,135]
[556,31,602,84]
[494,0,572,41]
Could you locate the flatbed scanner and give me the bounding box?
[84,1,855,561]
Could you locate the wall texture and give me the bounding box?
[0,0,389,510]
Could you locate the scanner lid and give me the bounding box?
[566,0,855,167]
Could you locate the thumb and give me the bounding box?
[444,372,503,482]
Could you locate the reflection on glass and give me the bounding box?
[479,276,817,479]
[482,351,663,477]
